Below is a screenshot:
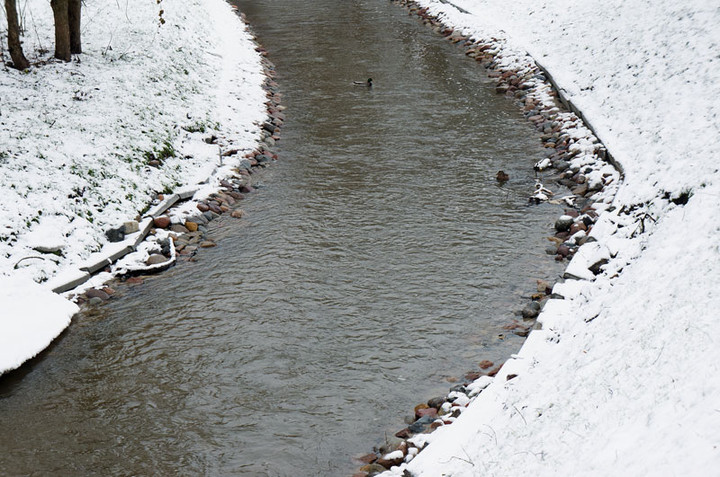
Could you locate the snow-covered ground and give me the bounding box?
[0,0,267,373]
[380,0,720,475]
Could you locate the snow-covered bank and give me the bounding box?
[0,0,268,374]
[380,0,720,475]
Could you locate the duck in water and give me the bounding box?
[353,78,373,87]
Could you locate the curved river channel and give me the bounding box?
[0,1,565,475]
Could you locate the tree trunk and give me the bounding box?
[68,0,81,54]
[5,0,30,70]
[51,0,71,61]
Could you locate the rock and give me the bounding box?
[170,224,189,234]
[230,209,244,218]
[394,428,411,439]
[522,301,541,319]
[105,226,125,243]
[557,244,571,257]
[197,202,210,212]
[123,221,140,234]
[478,360,494,369]
[354,453,378,464]
[199,241,216,248]
[126,277,144,285]
[414,403,429,416]
[240,184,255,194]
[408,415,435,433]
[554,215,574,232]
[536,280,552,294]
[359,463,387,475]
[86,288,109,301]
[88,297,103,306]
[102,287,115,296]
[377,450,404,469]
[146,254,168,265]
[487,364,503,377]
[416,407,438,419]
[572,183,589,196]
[185,221,199,232]
[153,216,171,229]
[427,396,446,409]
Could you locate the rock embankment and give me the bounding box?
[351,2,622,475]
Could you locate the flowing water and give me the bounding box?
[0,1,564,475]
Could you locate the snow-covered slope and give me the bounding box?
[0,0,267,374]
[381,0,720,475]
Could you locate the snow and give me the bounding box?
[0,277,78,373]
[0,0,267,373]
[379,0,720,475]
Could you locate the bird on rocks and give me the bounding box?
[534,157,552,172]
[529,181,554,204]
[353,78,373,87]
[496,170,510,182]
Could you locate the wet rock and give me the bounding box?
[86,288,109,301]
[88,297,103,306]
[231,209,245,218]
[359,463,387,475]
[126,277,144,285]
[394,428,411,439]
[487,364,503,377]
[427,396,446,409]
[408,415,435,433]
[199,241,216,248]
[185,221,199,232]
[557,244,572,257]
[197,202,210,212]
[377,450,404,469]
[555,215,575,232]
[153,216,171,229]
[170,224,190,234]
[478,360,494,369]
[355,453,378,464]
[536,280,552,294]
[146,254,168,265]
[416,407,438,419]
[465,371,482,380]
[521,301,541,319]
[572,183,589,196]
[414,403,429,417]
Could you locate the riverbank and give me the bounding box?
[0,0,269,374]
[377,0,720,475]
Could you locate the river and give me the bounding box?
[0,1,563,475]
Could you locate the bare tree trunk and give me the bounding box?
[5,0,30,69]
[68,0,81,54]
[51,0,71,61]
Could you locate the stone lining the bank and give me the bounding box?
[353,2,622,476]
[64,14,285,307]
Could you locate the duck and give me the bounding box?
[496,170,509,182]
[534,157,552,172]
[529,181,554,204]
[353,78,373,87]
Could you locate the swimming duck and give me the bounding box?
[354,78,373,87]
[496,170,509,182]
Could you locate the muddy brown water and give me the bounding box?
[0,1,565,475]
